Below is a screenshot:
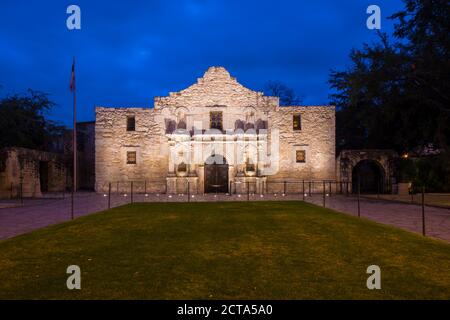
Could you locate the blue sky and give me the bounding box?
[0,0,404,126]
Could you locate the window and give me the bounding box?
[296,150,306,163]
[127,116,135,131]
[246,161,255,172]
[178,162,187,172]
[293,114,301,131]
[127,151,136,164]
[210,111,223,131]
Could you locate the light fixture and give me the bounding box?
[124,194,127,197]
[145,194,149,197]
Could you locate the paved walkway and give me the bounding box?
[1,193,449,242]
[305,195,450,242]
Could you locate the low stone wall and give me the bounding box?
[0,147,67,199]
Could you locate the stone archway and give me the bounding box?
[337,149,398,194]
[352,159,385,194]
[204,155,229,193]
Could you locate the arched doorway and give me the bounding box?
[204,155,229,193]
[352,160,385,194]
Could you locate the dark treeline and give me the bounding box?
[0,90,66,152]
[329,0,450,190]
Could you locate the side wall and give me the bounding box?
[0,148,66,198]
[95,107,168,192]
[268,106,336,181]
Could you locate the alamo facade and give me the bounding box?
[95,67,336,194]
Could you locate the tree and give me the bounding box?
[0,90,63,151]
[264,81,302,106]
[329,0,450,152]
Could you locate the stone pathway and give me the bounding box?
[1,192,449,242]
[305,195,450,242]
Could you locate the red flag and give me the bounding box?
[70,58,76,92]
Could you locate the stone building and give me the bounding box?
[0,147,67,198]
[95,67,335,194]
[76,121,96,190]
[336,149,398,193]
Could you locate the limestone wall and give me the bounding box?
[95,107,169,192]
[155,66,278,110]
[0,147,66,198]
[267,106,336,181]
[95,66,336,193]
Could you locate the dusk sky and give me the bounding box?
[1,0,404,126]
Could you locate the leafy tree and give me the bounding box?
[330,0,450,153]
[0,90,64,151]
[264,81,302,106]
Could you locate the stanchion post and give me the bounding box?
[322,181,326,207]
[247,181,250,201]
[130,181,133,204]
[357,176,361,218]
[283,181,287,195]
[377,179,380,199]
[302,180,305,201]
[20,181,23,205]
[108,182,111,209]
[71,187,74,220]
[422,186,426,236]
[187,181,190,202]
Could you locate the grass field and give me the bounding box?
[0,201,449,299]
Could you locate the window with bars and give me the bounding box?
[293,114,301,131]
[127,151,136,164]
[210,111,223,131]
[296,150,306,163]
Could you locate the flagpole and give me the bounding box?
[72,57,77,194]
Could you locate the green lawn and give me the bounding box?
[1,201,449,299]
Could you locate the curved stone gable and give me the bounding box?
[154,66,278,109]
